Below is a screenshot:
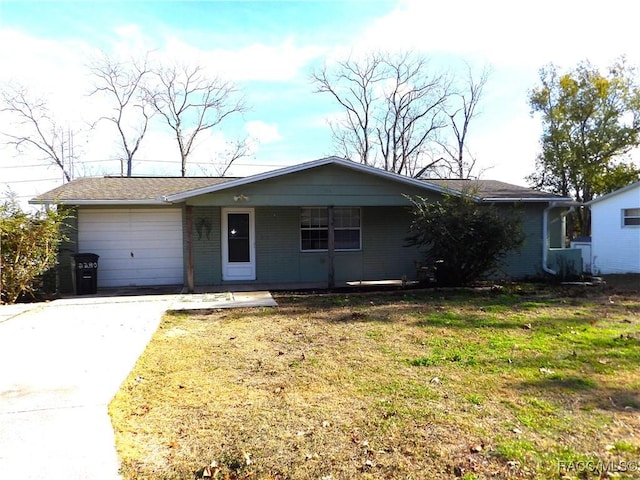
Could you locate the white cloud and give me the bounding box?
[161,35,327,82]
[245,120,282,144]
[0,29,95,123]
[356,0,637,68]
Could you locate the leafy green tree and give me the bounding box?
[528,59,640,237]
[0,196,68,304]
[406,194,524,286]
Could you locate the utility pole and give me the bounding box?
[68,128,74,181]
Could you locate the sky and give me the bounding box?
[0,0,636,205]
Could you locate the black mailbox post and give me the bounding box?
[71,253,99,295]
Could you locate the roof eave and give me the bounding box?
[28,199,172,206]
[482,197,577,204]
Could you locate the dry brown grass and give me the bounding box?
[110,280,640,479]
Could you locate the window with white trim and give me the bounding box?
[300,207,361,251]
[623,208,640,226]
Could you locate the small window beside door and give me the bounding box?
[300,207,361,251]
[623,208,640,227]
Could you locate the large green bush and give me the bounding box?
[406,194,525,286]
[0,197,68,304]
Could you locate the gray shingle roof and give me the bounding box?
[425,179,568,200]
[31,176,236,203]
[30,158,571,206]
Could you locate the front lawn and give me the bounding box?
[110,281,640,479]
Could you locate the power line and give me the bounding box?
[1,159,290,167]
[0,193,39,200]
[1,178,61,184]
[0,163,55,169]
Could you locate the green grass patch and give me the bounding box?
[110,282,640,479]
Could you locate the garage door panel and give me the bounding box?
[130,237,182,248]
[99,266,182,286]
[78,240,131,251]
[78,208,184,288]
[129,234,182,245]
[130,226,179,234]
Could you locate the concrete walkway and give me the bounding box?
[0,291,276,479]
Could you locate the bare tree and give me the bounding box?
[312,51,450,176]
[1,84,76,182]
[312,53,384,166]
[196,137,252,177]
[146,64,247,177]
[434,64,490,179]
[88,53,152,177]
[377,53,450,176]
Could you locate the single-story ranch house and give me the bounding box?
[31,157,580,292]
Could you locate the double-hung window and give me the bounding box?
[623,208,640,226]
[300,207,361,251]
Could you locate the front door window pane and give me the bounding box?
[228,213,250,262]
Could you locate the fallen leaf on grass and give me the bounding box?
[470,443,484,453]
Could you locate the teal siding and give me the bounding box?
[499,204,571,279]
[362,207,420,280]
[190,206,221,285]
[187,164,437,207]
[255,207,300,282]
[252,206,419,284]
[190,205,422,286]
[498,203,544,279]
[299,253,330,282]
[188,203,551,286]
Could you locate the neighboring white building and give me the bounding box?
[587,181,640,274]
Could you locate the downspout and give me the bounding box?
[542,202,557,275]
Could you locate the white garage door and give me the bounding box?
[78,208,184,288]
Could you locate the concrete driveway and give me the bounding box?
[0,291,276,479]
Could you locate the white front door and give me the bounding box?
[221,208,256,281]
